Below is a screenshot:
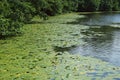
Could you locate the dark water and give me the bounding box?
[70,12,120,66]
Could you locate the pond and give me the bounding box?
[69,12,120,66]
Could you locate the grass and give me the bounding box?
[0,13,120,80]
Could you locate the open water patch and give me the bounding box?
[69,26,120,66]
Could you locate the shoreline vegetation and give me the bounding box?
[1,0,120,37]
[78,11,120,15]
[0,13,120,80]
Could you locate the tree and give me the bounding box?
[78,0,101,11]
[0,0,35,37]
[0,0,120,38]
[112,0,119,11]
[99,0,113,11]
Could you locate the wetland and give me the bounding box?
[0,13,120,80]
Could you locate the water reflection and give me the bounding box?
[70,14,120,66]
[79,12,120,26]
[70,26,120,66]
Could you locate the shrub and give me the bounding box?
[0,0,35,38]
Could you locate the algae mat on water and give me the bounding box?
[0,13,120,80]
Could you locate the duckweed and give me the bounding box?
[0,13,120,80]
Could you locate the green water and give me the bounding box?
[0,13,120,80]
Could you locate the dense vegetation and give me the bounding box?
[0,0,120,37]
[1,13,120,80]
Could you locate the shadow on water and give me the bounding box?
[87,71,114,79]
[0,32,23,40]
[57,12,120,66]
[54,45,76,52]
[28,21,46,24]
[113,78,120,80]
[67,12,120,26]
[70,25,120,66]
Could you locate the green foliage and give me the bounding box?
[0,0,120,38]
[78,0,120,11]
[1,13,120,80]
[8,0,35,23]
[78,0,101,11]
[0,0,11,17]
[112,0,119,10]
[87,0,101,11]
[0,15,23,37]
[99,0,112,11]
[99,0,120,11]
[62,0,78,12]
[77,0,85,11]
[43,0,62,16]
[0,0,35,37]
